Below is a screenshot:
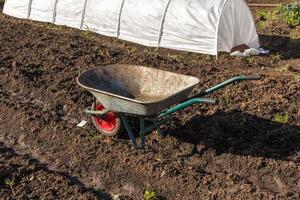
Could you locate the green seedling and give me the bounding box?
[144,190,157,200]
[256,8,280,30]
[256,10,279,21]
[246,56,256,64]
[294,73,300,81]
[224,97,232,106]
[273,112,289,124]
[276,64,290,72]
[99,49,111,58]
[4,178,16,196]
[82,25,93,37]
[270,54,282,63]
[280,1,300,26]
[289,27,300,39]
[128,47,138,54]
[167,54,183,63]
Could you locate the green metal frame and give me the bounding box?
[85,75,260,147]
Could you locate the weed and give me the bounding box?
[273,112,289,124]
[256,9,279,21]
[294,73,300,81]
[99,49,111,58]
[289,27,300,39]
[127,47,138,54]
[89,129,104,141]
[276,64,290,72]
[275,65,300,81]
[270,54,282,63]
[256,8,280,30]
[223,90,232,106]
[39,23,66,32]
[246,56,256,64]
[224,96,232,106]
[167,54,183,63]
[144,190,157,200]
[82,25,93,37]
[4,178,16,196]
[280,1,300,26]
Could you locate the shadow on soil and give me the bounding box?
[172,110,300,160]
[0,142,113,199]
[0,1,4,11]
[259,34,300,59]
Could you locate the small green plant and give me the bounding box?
[167,54,183,63]
[256,10,278,21]
[273,112,289,124]
[144,190,157,200]
[4,178,16,196]
[246,56,256,64]
[280,1,300,26]
[270,53,282,63]
[289,27,300,39]
[128,47,138,54]
[82,25,93,37]
[256,8,281,30]
[294,73,300,81]
[99,49,111,58]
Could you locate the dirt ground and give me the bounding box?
[0,2,300,200]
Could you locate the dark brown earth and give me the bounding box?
[0,3,300,200]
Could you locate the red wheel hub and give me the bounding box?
[93,104,117,131]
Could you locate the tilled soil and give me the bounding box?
[0,5,300,200]
[0,142,110,200]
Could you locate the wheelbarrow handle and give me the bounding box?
[243,75,262,80]
[159,98,217,118]
[194,75,262,98]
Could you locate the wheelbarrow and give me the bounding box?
[77,64,260,147]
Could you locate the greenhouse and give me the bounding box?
[3,0,260,56]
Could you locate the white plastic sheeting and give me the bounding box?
[3,0,260,56]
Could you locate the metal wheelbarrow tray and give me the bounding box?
[78,64,200,116]
[77,64,260,147]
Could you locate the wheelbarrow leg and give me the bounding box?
[139,117,146,146]
[120,114,138,147]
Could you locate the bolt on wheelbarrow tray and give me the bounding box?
[77,64,261,147]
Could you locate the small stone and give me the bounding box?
[29,176,35,181]
[196,144,206,155]
[28,164,36,171]
[63,105,68,112]
[68,118,78,125]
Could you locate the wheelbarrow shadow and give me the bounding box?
[171,110,300,160]
[259,34,300,59]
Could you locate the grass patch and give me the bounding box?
[167,53,184,63]
[273,112,289,124]
[127,47,138,54]
[256,8,280,30]
[4,178,16,196]
[144,190,157,200]
[280,1,300,27]
[81,25,94,37]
